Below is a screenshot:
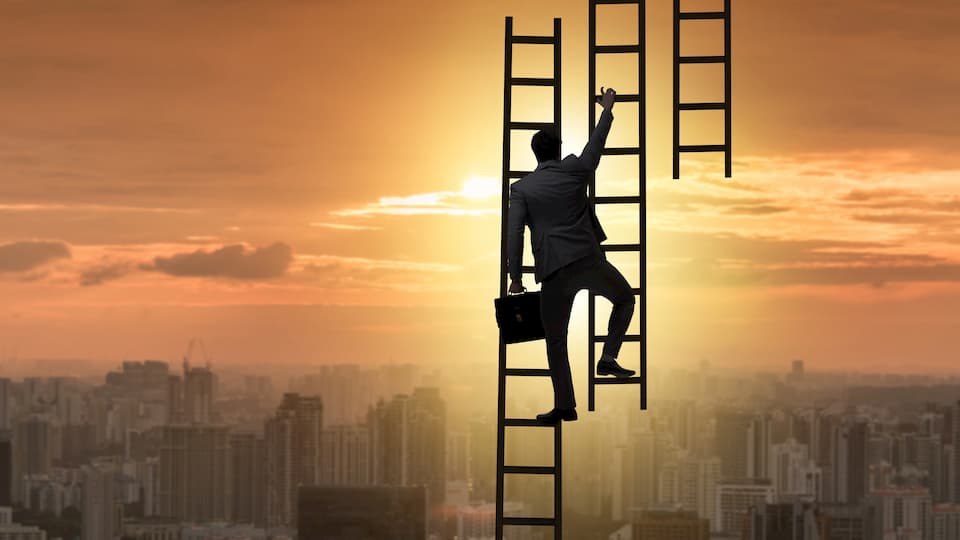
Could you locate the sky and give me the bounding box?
[1,0,959,376]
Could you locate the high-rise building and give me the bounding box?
[770,439,822,500]
[265,393,322,528]
[748,414,772,481]
[835,421,868,504]
[321,424,370,486]
[407,387,446,509]
[230,431,266,527]
[714,478,774,536]
[468,418,494,503]
[633,509,709,540]
[0,432,10,506]
[446,429,470,483]
[0,506,46,539]
[933,503,960,540]
[745,501,821,540]
[368,388,446,509]
[166,361,216,425]
[12,415,56,504]
[183,364,215,424]
[297,486,426,540]
[715,411,751,481]
[868,487,931,540]
[82,461,119,540]
[819,502,875,540]
[157,424,231,522]
[657,455,720,528]
[0,379,10,431]
[166,375,183,424]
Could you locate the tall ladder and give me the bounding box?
[496,16,563,540]
[587,0,647,412]
[673,0,732,178]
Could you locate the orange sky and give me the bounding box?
[1,0,959,375]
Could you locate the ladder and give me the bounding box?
[496,16,564,540]
[587,0,647,412]
[673,0,732,178]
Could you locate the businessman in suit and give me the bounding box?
[507,87,636,424]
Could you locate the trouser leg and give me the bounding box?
[584,259,636,359]
[540,277,577,410]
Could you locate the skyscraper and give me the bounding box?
[82,461,118,540]
[321,424,370,486]
[715,410,751,480]
[183,364,215,424]
[157,423,231,522]
[297,485,426,540]
[230,431,266,527]
[265,393,322,528]
[634,509,709,540]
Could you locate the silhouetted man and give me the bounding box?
[507,87,636,424]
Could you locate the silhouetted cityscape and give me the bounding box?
[1,356,960,539]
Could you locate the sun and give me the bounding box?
[461,176,500,199]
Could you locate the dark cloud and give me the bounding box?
[725,204,789,215]
[0,240,70,272]
[143,242,293,279]
[648,229,960,287]
[79,261,134,286]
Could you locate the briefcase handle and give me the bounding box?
[507,286,527,295]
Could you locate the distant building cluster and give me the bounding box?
[3,356,960,539]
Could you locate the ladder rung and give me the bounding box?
[508,170,533,179]
[511,77,556,86]
[503,517,557,527]
[505,368,552,377]
[592,334,642,342]
[510,122,555,131]
[595,376,644,385]
[679,102,725,111]
[594,196,642,204]
[521,266,536,274]
[632,287,642,295]
[679,55,725,64]
[601,243,641,252]
[595,44,641,54]
[504,418,557,428]
[503,465,556,475]
[679,144,726,153]
[602,147,641,156]
[679,11,725,20]
[596,93,640,103]
[512,35,556,45]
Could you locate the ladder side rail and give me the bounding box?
[495,16,513,540]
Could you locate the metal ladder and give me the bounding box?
[673,0,732,178]
[587,0,647,412]
[496,16,563,540]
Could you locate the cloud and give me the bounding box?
[142,242,293,279]
[725,205,790,216]
[648,229,960,287]
[309,222,381,231]
[0,240,71,273]
[331,177,499,217]
[79,261,134,287]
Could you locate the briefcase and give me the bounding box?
[494,291,545,344]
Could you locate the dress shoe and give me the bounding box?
[536,408,578,424]
[597,357,635,378]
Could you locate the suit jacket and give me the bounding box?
[508,108,614,283]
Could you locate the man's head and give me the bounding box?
[531,129,561,163]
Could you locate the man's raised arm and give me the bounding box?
[578,87,616,171]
